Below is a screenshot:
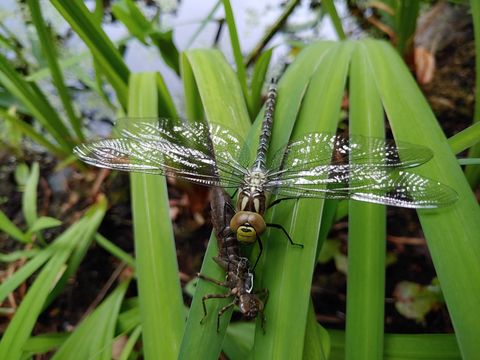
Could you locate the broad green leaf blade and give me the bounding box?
[223,322,256,360]
[22,162,39,230]
[0,210,28,243]
[179,49,251,359]
[329,330,461,360]
[50,0,130,109]
[51,281,129,360]
[26,0,84,141]
[0,198,106,360]
[302,300,330,360]
[345,42,386,360]
[253,41,355,359]
[365,39,480,359]
[128,73,184,360]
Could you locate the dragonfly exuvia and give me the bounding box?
[74,79,457,254]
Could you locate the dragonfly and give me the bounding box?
[74,80,457,258]
[198,185,268,332]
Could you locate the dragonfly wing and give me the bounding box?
[74,118,249,188]
[268,132,433,180]
[266,169,457,208]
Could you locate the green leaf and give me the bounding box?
[221,0,248,105]
[23,333,68,356]
[0,198,106,360]
[26,0,84,141]
[95,233,135,268]
[178,49,251,359]
[303,300,330,359]
[322,0,346,40]
[118,325,142,360]
[365,38,480,359]
[448,122,480,154]
[0,210,28,243]
[329,330,461,359]
[14,163,30,188]
[22,162,39,229]
[112,0,180,75]
[0,110,63,156]
[51,281,129,360]
[128,73,184,359]
[27,216,62,234]
[345,42,386,360]
[0,249,39,263]
[223,322,256,360]
[252,41,354,359]
[0,54,73,155]
[248,48,273,117]
[50,0,130,109]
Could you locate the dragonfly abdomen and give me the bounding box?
[252,81,277,171]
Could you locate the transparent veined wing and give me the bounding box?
[267,132,434,182]
[267,168,457,208]
[74,118,251,188]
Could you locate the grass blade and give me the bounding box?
[329,330,461,359]
[323,0,346,40]
[95,233,135,268]
[221,0,248,104]
[252,41,354,359]
[249,48,273,117]
[22,162,39,229]
[178,49,251,359]
[128,73,184,359]
[51,281,129,360]
[0,210,28,243]
[26,0,84,141]
[0,198,106,360]
[0,54,73,154]
[0,110,64,156]
[50,0,130,109]
[22,333,68,356]
[346,42,386,360]
[365,39,480,359]
[448,121,480,154]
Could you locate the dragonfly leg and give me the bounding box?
[267,197,299,209]
[254,287,269,303]
[251,237,263,271]
[197,273,228,288]
[217,302,235,332]
[200,291,233,326]
[266,223,303,248]
[222,201,237,233]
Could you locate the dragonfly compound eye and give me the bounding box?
[230,211,266,243]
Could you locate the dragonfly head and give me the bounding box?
[230,211,266,243]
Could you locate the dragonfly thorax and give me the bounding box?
[237,170,268,214]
